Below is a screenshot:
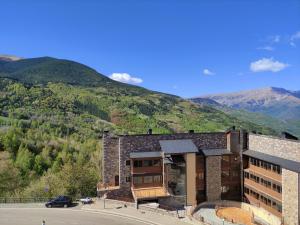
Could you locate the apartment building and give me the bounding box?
[97,129,300,224]
[98,129,242,206]
[243,133,300,225]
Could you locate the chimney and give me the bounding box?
[227,129,240,154]
[189,130,194,133]
[147,129,152,135]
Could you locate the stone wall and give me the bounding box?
[206,156,222,201]
[249,134,300,162]
[282,169,299,225]
[102,133,119,185]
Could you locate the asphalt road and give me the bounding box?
[0,208,156,225]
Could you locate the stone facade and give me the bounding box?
[282,169,299,225]
[102,132,119,185]
[249,134,300,161]
[101,132,227,200]
[118,132,226,191]
[206,156,222,201]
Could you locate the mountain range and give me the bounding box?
[190,87,300,138]
[0,55,276,136]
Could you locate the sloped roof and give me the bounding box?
[243,150,300,173]
[159,139,198,154]
[130,151,162,159]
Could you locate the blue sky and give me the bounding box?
[1,0,299,97]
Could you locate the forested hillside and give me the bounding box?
[0,57,277,199]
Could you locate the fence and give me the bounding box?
[0,197,49,203]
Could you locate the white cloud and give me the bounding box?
[109,73,143,84]
[271,35,280,43]
[250,58,289,73]
[290,31,300,47]
[257,46,274,51]
[203,69,215,75]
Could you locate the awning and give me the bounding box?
[201,149,232,156]
[243,150,300,173]
[130,151,162,159]
[159,139,198,154]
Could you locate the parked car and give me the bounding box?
[80,197,93,204]
[45,196,72,208]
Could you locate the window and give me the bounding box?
[144,176,153,184]
[222,156,230,162]
[126,176,131,182]
[244,172,249,179]
[272,183,282,193]
[244,187,249,194]
[231,170,239,177]
[133,176,143,184]
[153,159,161,167]
[133,160,142,167]
[272,164,281,174]
[222,170,230,178]
[153,175,162,183]
[197,172,204,180]
[126,160,131,166]
[143,160,153,167]
[221,186,229,193]
[115,175,119,186]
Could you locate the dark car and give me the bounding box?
[45,196,72,208]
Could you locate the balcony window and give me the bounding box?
[133,176,143,184]
[197,172,204,180]
[144,176,153,183]
[153,175,162,183]
[222,170,230,178]
[153,159,161,167]
[143,160,153,167]
[134,160,143,167]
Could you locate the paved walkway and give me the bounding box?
[82,199,200,225]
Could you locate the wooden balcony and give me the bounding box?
[245,194,282,218]
[248,164,281,183]
[132,187,168,200]
[132,166,162,174]
[244,178,281,202]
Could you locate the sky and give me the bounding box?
[1,0,300,97]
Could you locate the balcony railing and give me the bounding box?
[244,178,281,202]
[132,166,162,174]
[248,164,281,183]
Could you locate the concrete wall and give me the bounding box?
[206,156,221,201]
[282,169,299,225]
[249,134,300,162]
[186,153,196,206]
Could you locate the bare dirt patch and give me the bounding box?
[216,207,255,225]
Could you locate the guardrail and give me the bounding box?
[0,197,49,203]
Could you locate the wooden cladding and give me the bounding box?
[132,174,163,188]
[132,158,162,174]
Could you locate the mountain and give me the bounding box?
[0,54,22,62]
[201,87,300,121]
[0,56,277,135]
[190,87,300,138]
